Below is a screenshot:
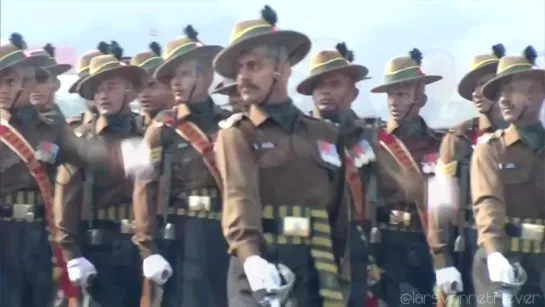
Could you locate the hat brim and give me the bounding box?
[482,69,545,101]
[213,30,311,79]
[78,66,148,100]
[154,45,223,83]
[457,63,498,101]
[68,78,83,94]
[2,54,51,71]
[370,75,442,93]
[44,64,72,76]
[212,81,237,95]
[296,64,370,96]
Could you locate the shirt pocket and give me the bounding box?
[256,137,293,168]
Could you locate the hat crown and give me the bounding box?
[384,56,418,74]
[470,54,499,70]
[88,54,124,75]
[76,50,103,74]
[131,51,158,66]
[496,55,534,75]
[0,42,23,62]
[230,19,272,43]
[163,36,199,60]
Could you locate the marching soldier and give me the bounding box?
[132,25,229,306]
[432,44,507,306]
[369,49,446,307]
[53,43,172,306]
[296,42,378,307]
[213,5,351,306]
[130,42,175,133]
[66,42,110,129]
[471,46,545,307]
[212,78,246,112]
[0,34,141,307]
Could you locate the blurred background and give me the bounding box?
[1,0,544,128]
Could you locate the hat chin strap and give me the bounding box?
[258,46,282,106]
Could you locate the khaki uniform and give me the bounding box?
[471,126,545,307]
[67,110,96,130]
[132,101,231,306]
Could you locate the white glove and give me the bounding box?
[120,138,154,179]
[143,254,173,285]
[436,266,463,294]
[487,252,515,283]
[67,257,97,287]
[243,255,282,292]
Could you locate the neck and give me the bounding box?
[266,86,289,105]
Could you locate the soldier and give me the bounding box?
[213,5,351,306]
[432,44,507,306]
[471,46,545,307]
[0,33,144,307]
[66,42,110,129]
[368,49,446,307]
[132,25,229,306]
[296,42,379,307]
[130,42,175,132]
[212,78,246,112]
[53,44,172,306]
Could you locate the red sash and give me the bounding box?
[345,152,365,221]
[377,129,428,232]
[0,120,79,299]
[174,121,223,191]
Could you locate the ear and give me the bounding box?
[54,79,61,92]
[352,87,359,100]
[419,93,428,107]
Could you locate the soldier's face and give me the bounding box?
[236,46,278,104]
[0,68,25,110]
[169,60,210,104]
[387,81,423,121]
[30,70,57,108]
[312,72,356,114]
[472,73,496,113]
[498,77,545,123]
[139,76,173,113]
[94,76,129,115]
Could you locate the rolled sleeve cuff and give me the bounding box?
[234,242,261,262]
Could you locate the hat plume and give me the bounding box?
[523,45,537,65]
[492,43,505,58]
[97,41,110,54]
[9,33,26,50]
[184,25,199,41]
[149,42,162,56]
[335,42,354,63]
[109,40,124,60]
[43,43,55,58]
[409,48,423,66]
[261,5,278,26]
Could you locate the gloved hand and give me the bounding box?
[435,266,463,294]
[120,138,154,180]
[487,252,515,283]
[67,257,97,287]
[143,254,173,285]
[243,255,282,292]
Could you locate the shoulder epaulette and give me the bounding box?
[218,112,246,129]
[477,131,497,144]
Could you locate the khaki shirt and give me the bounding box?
[216,104,349,265]
[132,103,231,258]
[471,125,545,255]
[53,115,140,260]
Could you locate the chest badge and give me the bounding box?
[317,140,341,167]
[421,152,438,175]
[351,138,376,168]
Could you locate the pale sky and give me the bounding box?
[2,0,544,126]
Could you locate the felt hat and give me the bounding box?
[130,42,164,75]
[297,42,370,95]
[154,25,222,82]
[213,5,311,79]
[0,33,50,71]
[77,43,147,100]
[68,42,110,93]
[457,44,505,101]
[370,48,442,93]
[482,46,545,101]
[212,78,237,95]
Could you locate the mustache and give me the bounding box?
[240,82,259,91]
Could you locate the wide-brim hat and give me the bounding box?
[26,49,73,77]
[482,46,545,101]
[370,49,442,93]
[131,42,164,75]
[212,78,237,95]
[213,6,311,79]
[297,45,370,95]
[154,26,222,83]
[68,49,105,94]
[0,47,51,72]
[78,54,147,100]
[457,44,505,101]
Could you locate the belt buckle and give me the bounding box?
[13,204,35,221]
[390,210,411,226]
[520,223,545,241]
[282,216,310,237]
[188,196,211,211]
[120,219,134,234]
